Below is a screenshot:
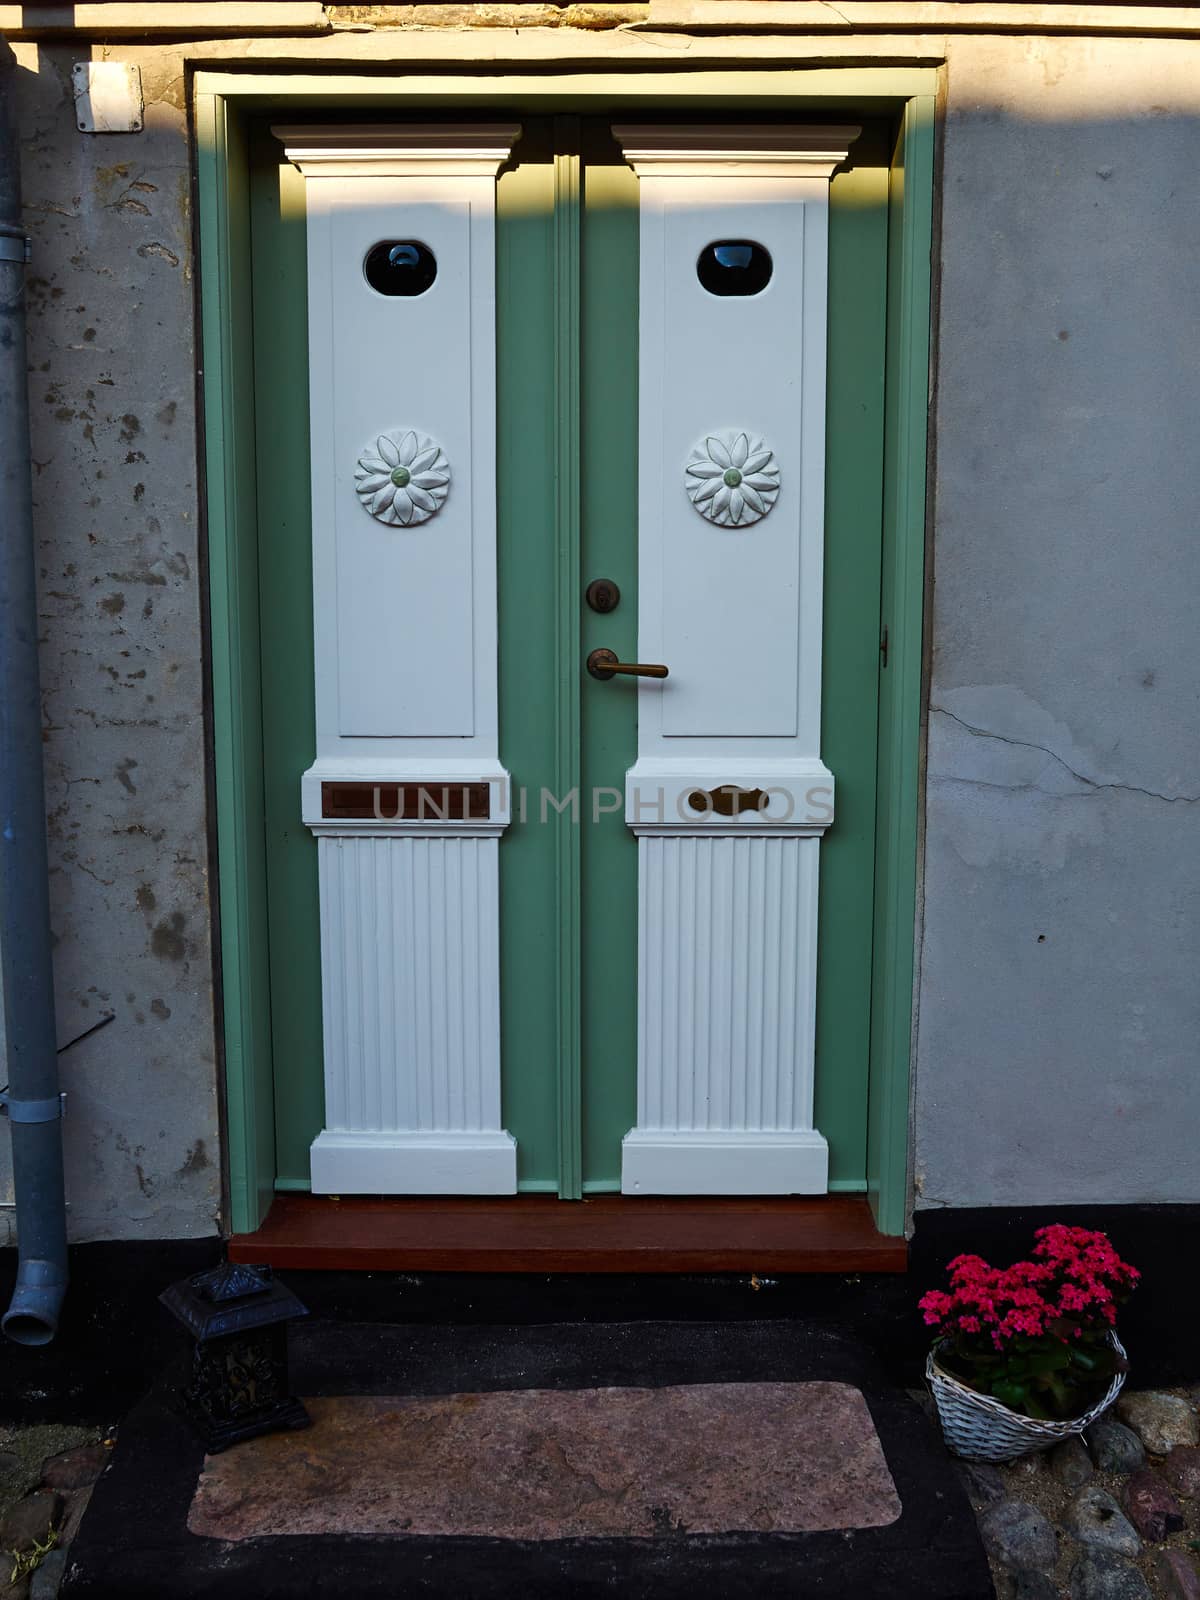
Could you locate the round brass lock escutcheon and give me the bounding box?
[585,578,621,614]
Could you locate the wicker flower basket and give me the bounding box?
[926,1331,1127,1463]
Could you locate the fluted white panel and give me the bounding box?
[623,834,828,1195]
[638,834,818,1132]
[310,834,515,1194]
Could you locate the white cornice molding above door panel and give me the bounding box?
[274,123,521,179]
[612,124,861,179]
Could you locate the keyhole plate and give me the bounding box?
[585,578,621,614]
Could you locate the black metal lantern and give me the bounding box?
[159,1261,310,1453]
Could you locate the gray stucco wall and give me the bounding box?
[2,24,1197,1241]
[1,45,220,1243]
[915,38,1200,1207]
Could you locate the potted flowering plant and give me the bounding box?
[921,1225,1138,1462]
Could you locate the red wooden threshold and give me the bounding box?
[228,1193,907,1274]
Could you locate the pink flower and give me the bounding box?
[1057,1283,1091,1313]
[920,1225,1136,1371]
[919,1290,953,1326]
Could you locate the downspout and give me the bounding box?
[0,40,68,1346]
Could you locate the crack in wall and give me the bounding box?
[816,0,854,26]
[930,704,1200,806]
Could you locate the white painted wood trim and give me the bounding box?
[300,765,511,838]
[282,125,519,1193]
[623,834,826,1195]
[615,124,851,772]
[613,124,861,180]
[616,124,851,1195]
[275,123,521,178]
[310,832,515,1195]
[622,1131,829,1195]
[311,1132,517,1196]
[624,758,835,837]
[283,121,517,776]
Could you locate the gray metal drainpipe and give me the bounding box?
[0,39,69,1347]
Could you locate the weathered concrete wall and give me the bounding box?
[3,15,1199,1240]
[915,37,1200,1207]
[2,43,220,1242]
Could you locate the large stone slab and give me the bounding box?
[188,1382,901,1542]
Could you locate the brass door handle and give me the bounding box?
[586,648,669,681]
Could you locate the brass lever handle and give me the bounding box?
[587,648,669,681]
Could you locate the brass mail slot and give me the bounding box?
[321,782,491,822]
[686,785,769,818]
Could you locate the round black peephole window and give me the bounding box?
[364,240,438,297]
[697,240,773,297]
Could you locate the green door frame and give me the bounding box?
[196,69,934,1240]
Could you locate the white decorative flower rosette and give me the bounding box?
[354,430,450,527]
[685,432,780,528]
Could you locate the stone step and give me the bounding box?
[62,1318,993,1599]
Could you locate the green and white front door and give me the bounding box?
[255,116,890,1201]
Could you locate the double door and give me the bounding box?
[252,116,891,1200]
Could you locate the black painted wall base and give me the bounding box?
[0,1202,1193,1424]
[0,1238,221,1425]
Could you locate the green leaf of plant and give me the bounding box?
[992,1380,1028,1410]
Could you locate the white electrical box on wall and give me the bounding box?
[72,63,144,135]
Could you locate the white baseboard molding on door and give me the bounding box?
[621,1129,829,1195]
[310,1130,518,1195]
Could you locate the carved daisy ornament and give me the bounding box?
[685,432,780,527]
[355,430,450,527]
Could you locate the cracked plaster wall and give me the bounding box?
[3,24,1199,1241]
[2,43,220,1243]
[916,37,1200,1208]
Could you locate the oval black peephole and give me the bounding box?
[696,240,773,297]
[364,240,438,297]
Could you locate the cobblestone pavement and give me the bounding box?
[0,1426,112,1600]
[945,1387,1200,1599]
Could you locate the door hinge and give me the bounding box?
[880,624,889,669]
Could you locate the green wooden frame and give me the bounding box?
[551,122,585,1199]
[196,93,276,1234]
[868,96,935,1237]
[196,69,935,1238]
